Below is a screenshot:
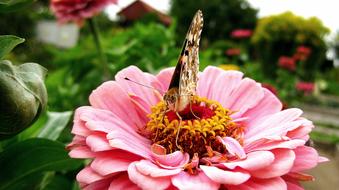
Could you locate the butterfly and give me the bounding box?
[163,10,204,113]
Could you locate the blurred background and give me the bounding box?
[0,0,338,189]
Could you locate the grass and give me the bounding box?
[310,131,339,145]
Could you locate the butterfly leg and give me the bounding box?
[159,108,170,125]
[190,97,200,119]
[175,112,183,151]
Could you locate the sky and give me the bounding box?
[106,0,338,35]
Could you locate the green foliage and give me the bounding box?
[46,22,179,111]
[0,35,24,58]
[171,0,258,43]
[0,138,82,190]
[106,22,179,72]
[37,111,73,140]
[0,0,35,12]
[251,12,330,80]
[0,60,47,139]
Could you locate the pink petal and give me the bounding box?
[108,173,139,190]
[292,146,319,172]
[200,165,250,185]
[151,144,167,155]
[128,161,171,190]
[151,150,190,169]
[286,119,314,140]
[78,106,117,127]
[217,136,246,159]
[129,94,152,124]
[286,172,314,181]
[224,78,264,115]
[86,133,112,152]
[67,135,86,148]
[77,166,104,185]
[198,66,243,104]
[92,119,150,146]
[68,146,95,158]
[221,151,275,171]
[83,177,112,190]
[89,81,144,128]
[91,150,141,176]
[251,149,295,179]
[226,177,287,190]
[88,119,149,146]
[74,106,136,136]
[242,88,282,122]
[245,138,305,152]
[285,181,303,190]
[318,156,329,163]
[245,108,303,144]
[156,67,175,92]
[135,160,181,177]
[108,131,152,160]
[72,107,91,136]
[115,66,163,106]
[172,171,220,190]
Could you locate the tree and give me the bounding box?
[170,0,258,43]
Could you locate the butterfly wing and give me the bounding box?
[168,10,203,95]
[165,10,203,112]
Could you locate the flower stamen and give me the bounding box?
[146,96,244,159]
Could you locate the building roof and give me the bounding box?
[117,0,172,26]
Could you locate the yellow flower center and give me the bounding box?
[145,96,244,158]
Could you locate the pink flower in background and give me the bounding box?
[231,29,252,38]
[278,56,296,71]
[50,0,117,24]
[294,46,312,61]
[68,66,326,189]
[296,81,315,95]
[225,48,241,56]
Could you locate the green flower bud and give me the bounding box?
[0,60,47,139]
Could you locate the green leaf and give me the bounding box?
[0,138,82,190]
[38,111,73,140]
[0,60,48,139]
[0,35,24,59]
[40,173,73,190]
[0,0,35,12]
[17,113,48,141]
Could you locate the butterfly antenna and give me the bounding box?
[123,77,165,93]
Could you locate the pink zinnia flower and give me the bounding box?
[68,66,326,189]
[230,29,252,38]
[278,56,296,71]
[50,0,117,24]
[296,81,315,95]
[225,48,241,56]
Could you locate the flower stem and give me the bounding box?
[87,18,110,79]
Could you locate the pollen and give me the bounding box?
[145,96,244,158]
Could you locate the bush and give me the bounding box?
[251,12,329,80]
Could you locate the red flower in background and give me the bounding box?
[225,48,241,56]
[230,29,252,39]
[296,82,315,95]
[278,56,296,71]
[50,0,117,24]
[294,46,312,61]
